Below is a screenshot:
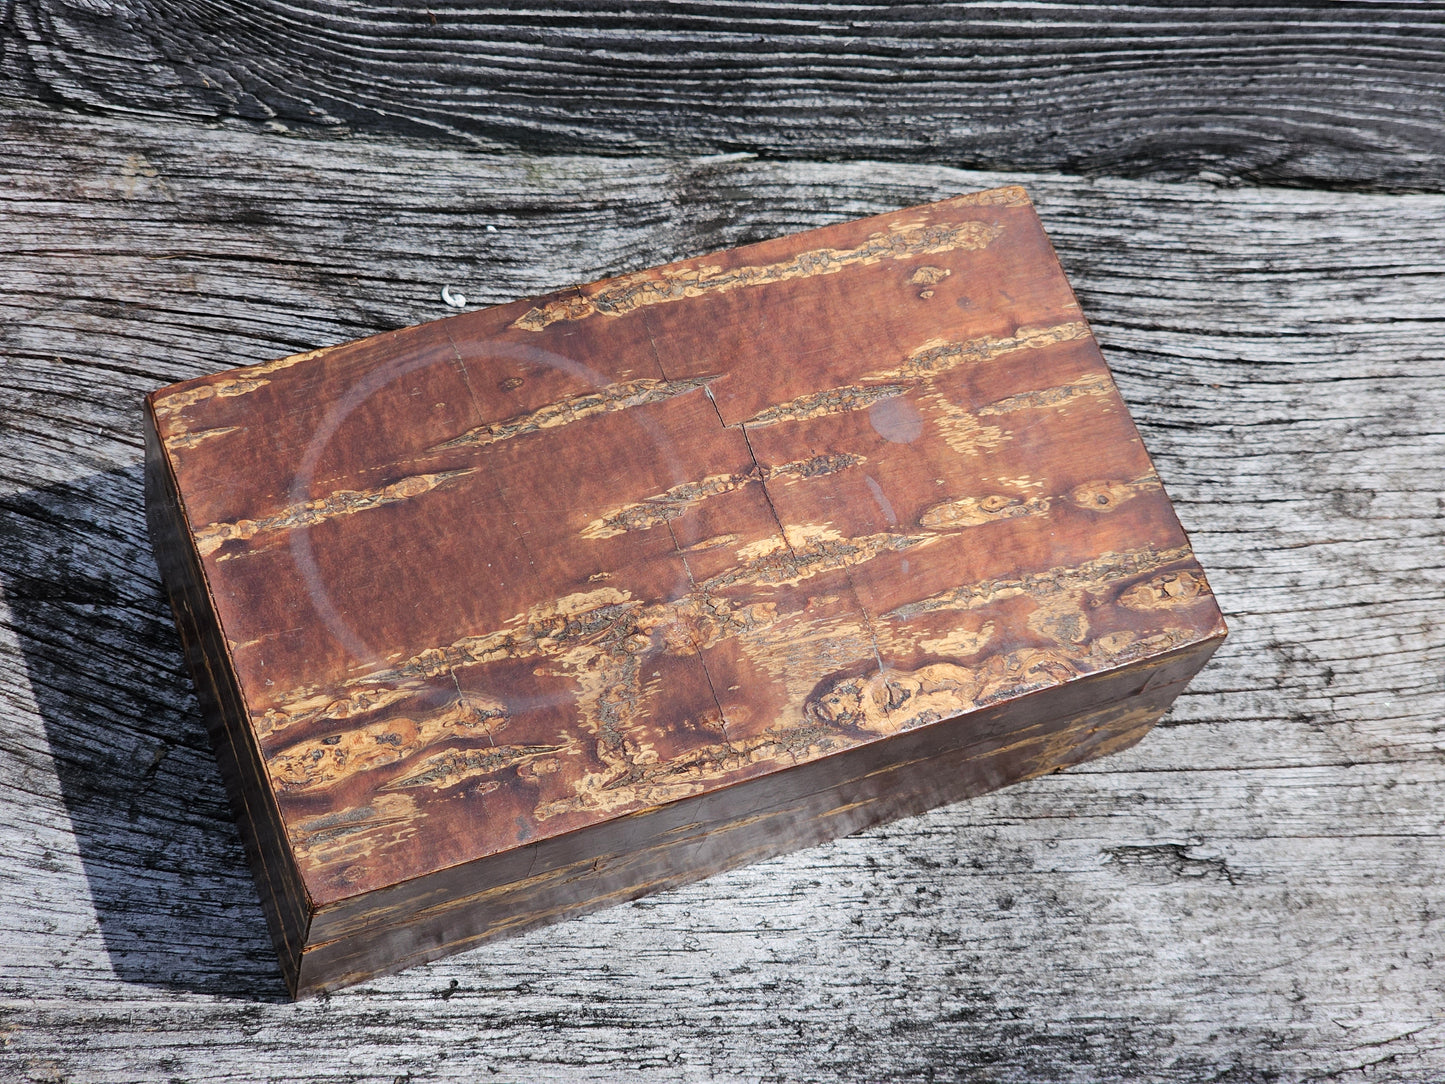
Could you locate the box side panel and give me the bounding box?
[143,402,311,995]
[294,632,1221,995]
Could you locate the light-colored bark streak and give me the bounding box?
[736,322,1091,432]
[150,377,270,419]
[151,348,342,438]
[269,697,508,793]
[432,375,716,451]
[740,384,908,429]
[194,468,475,558]
[977,370,1114,415]
[866,321,1090,383]
[919,476,1161,530]
[380,743,570,793]
[909,265,952,286]
[766,452,866,483]
[510,217,1005,331]
[245,344,339,377]
[927,398,1007,456]
[883,544,1195,622]
[580,453,863,539]
[920,492,1054,530]
[161,347,340,420]
[926,367,1115,457]
[258,686,417,741]
[702,524,933,593]
[164,425,241,450]
[581,471,755,540]
[349,587,644,688]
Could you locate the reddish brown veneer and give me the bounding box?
[144,186,1226,997]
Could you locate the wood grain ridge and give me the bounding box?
[7,2,1445,190]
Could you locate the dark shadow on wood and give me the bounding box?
[0,465,288,1000]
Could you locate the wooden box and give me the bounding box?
[144,186,1226,998]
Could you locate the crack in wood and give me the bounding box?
[580,453,863,539]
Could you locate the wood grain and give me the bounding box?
[2,97,1443,1077]
[4,2,1445,191]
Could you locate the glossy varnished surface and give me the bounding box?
[145,186,1224,994]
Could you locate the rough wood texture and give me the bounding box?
[1,93,1443,1078]
[144,187,1225,994]
[5,1,1445,191]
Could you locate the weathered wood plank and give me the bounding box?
[4,2,1445,191]
[1,99,1443,1079]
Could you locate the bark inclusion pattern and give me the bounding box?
[151,187,1223,896]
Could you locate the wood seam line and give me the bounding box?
[442,321,487,423]
[736,420,797,562]
[640,306,672,387]
[665,518,735,751]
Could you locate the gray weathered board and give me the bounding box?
[5,0,1445,190]
[2,14,1444,1078]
